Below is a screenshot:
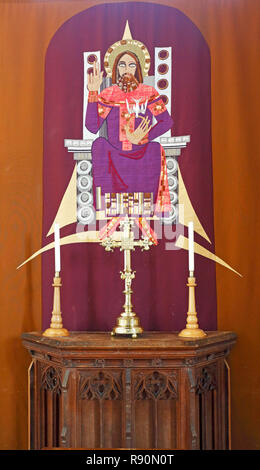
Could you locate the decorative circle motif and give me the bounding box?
[162,205,178,225]
[169,190,178,204]
[77,175,93,192]
[87,54,98,64]
[77,191,93,206]
[157,79,169,90]
[166,157,178,174]
[77,160,92,175]
[157,63,169,75]
[104,39,151,77]
[158,49,169,60]
[160,95,169,105]
[77,205,95,225]
[167,175,178,190]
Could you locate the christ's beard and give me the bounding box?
[117,73,139,93]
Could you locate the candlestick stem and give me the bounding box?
[43,273,69,337]
[111,245,143,339]
[178,274,206,339]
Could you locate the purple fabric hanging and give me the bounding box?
[42,2,217,332]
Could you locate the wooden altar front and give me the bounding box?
[22,331,236,450]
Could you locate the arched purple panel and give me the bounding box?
[43,2,216,332]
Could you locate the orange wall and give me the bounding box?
[0,0,259,449]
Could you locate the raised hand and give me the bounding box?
[125,116,152,145]
[87,61,104,92]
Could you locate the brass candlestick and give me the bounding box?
[178,272,206,338]
[101,215,152,338]
[43,272,69,337]
[112,243,143,338]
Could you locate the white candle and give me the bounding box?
[54,223,61,273]
[188,221,194,273]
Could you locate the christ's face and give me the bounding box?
[117,53,137,78]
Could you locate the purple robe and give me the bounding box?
[85,83,173,205]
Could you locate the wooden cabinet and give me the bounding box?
[22,331,236,450]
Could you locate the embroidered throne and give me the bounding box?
[64,46,190,227]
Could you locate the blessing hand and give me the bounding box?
[87,61,104,92]
[125,116,152,145]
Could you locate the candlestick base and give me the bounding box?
[43,327,69,338]
[178,276,206,339]
[178,326,206,339]
[42,274,69,338]
[111,313,143,339]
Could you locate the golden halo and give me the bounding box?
[104,39,151,78]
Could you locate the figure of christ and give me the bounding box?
[85,53,173,242]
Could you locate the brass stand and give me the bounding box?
[112,246,143,338]
[101,216,152,338]
[43,272,69,337]
[178,272,206,339]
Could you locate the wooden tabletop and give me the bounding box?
[22,330,237,351]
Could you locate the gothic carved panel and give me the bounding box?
[79,370,122,400]
[40,364,62,395]
[195,366,217,394]
[134,370,178,400]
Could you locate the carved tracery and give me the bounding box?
[40,365,62,395]
[79,371,122,400]
[135,370,178,400]
[195,366,217,394]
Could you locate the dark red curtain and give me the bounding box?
[42,2,216,332]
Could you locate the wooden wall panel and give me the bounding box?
[157,401,177,448]
[79,400,99,448]
[134,400,154,448]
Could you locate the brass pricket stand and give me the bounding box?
[101,215,153,338]
[43,272,69,337]
[178,272,206,339]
